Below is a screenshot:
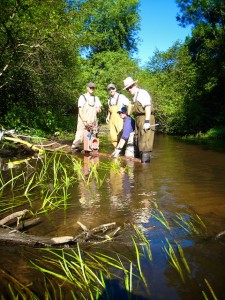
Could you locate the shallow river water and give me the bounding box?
[0,133,225,299]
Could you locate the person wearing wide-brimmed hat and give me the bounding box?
[106,83,131,148]
[123,77,155,163]
[72,82,102,152]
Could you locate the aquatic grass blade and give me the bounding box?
[163,238,185,283]
[132,236,147,286]
[133,225,152,261]
[203,278,218,300]
[176,242,191,274]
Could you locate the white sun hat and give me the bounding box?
[123,77,138,90]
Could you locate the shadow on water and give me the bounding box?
[98,279,149,300]
[0,133,225,299]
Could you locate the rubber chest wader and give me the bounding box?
[109,95,123,148]
[132,101,155,163]
[73,95,98,149]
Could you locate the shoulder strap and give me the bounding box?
[82,94,95,106]
[109,94,120,106]
[116,94,120,105]
[134,91,139,102]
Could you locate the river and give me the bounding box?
[0,133,225,299]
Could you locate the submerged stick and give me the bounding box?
[215,230,225,240]
[0,209,29,226]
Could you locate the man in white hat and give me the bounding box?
[72,82,102,152]
[106,83,131,149]
[123,77,155,163]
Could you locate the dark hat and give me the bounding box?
[107,83,116,90]
[117,106,127,114]
[87,82,96,88]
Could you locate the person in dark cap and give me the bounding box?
[72,82,102,151]
[106,83,131,149]
[123,76,155,163]
[112,105,135,158]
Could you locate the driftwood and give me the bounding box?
[0,129,69,155]
[1,129,45,154]
[0,210,121,247]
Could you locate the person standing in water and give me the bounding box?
[106,83,131,149]
[123,77,155,163]
[72,82,102,152]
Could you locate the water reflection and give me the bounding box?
[1,134,225,299]
[109,160,133,210]
[82,154,99,176]
[78,155,100,208]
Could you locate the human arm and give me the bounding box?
[95,96,102,113]
[112,138,126,158]
[143,91,152,131]
[127,103,132,115]
[77,95,87,125]
[106,110,110,124]
[112,117,134,157]
[143,104,152,131]
[121,94,132,115]
[78,107,87,126]
[96,106,102,113]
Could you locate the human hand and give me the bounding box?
[143,122,151,132]
[112,148,121,158]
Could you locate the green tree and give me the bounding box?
[74,0,140,56]
[176,0,225,132]
[0,0,81,132]
[0,0,141,133]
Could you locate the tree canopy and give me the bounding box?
[0,0,224,137]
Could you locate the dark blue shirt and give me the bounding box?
[121,116,135,140]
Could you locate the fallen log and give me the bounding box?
[0,129,68,155]
[0,210,121,247]
[0,228,57,247]
[4,136,45,154]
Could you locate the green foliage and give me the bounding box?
[141,0,225,135]
[145,43,198,134]
[0,0,141,133]
[183,126,225,141]
[1,0,224,137]
[0,0,81,132]
[75,0,140,56]
[175,0,225,133]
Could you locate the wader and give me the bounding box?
[125,132,135,157]
[72,95,98,150]
[109,104,123,148]
[132,101,155,163]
